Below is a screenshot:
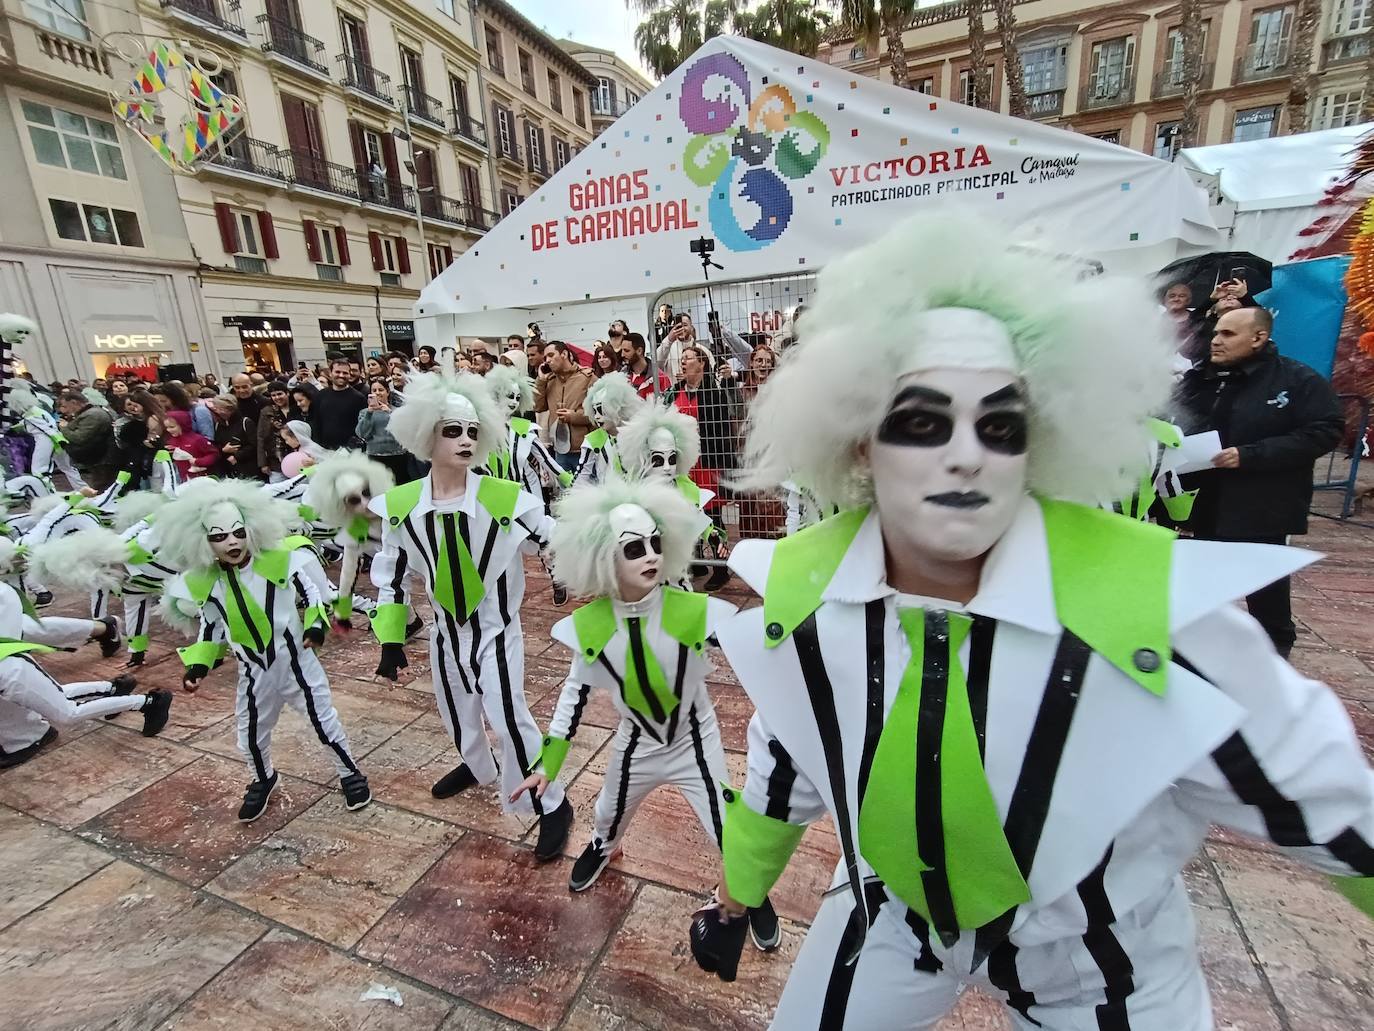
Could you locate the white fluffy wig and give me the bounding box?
[583,372,643,427]
[155,477,293,573]
[0,537,23,578]
[27,494,68,520]
[388,371,504,463]
[26,527,128,594]
[549,478,705,598]
[112,490,169,533]
[484,364,534,415]
[303,450,395,528]
[5,384,39,417]
[616,403,701,478]
[737,212,1175,508]
[156,578,202,636]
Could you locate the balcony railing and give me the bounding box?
[1080,70,1135,111]
[1323,34,1372,67]
[160,0,245,39]
[210,134,291,182]
[418,191,495,231]
[257,15,328,76]
[401,85,445,128]
[290,153,359,200]
[1153,60,1213,98]
[358,171,415,212]
[1237,40,1291,81]
[448,109,487,147]
[1026,89,1065,117]
[495,137,522,165]
[337,54,393,106]
[590,96,629,119]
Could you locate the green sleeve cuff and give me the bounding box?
[535,734,571,780]
[179,641,221,668]
[215,642,230,662]
[128,634,149,653]
[1162,489,1198,522]
[334,594,353,620]
[559,470,573,487]
[721,784,806,908]
[116,470,131,485]
[1332,876,1374,920]
[372,603,408,644]
[303,604,328,632]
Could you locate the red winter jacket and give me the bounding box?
[164,409,220,478]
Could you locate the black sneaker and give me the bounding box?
[405,615,425,641]
[551,583,568,606]
[703,566,731,593]
[125,651,145,668]
[431,763,478,799]
[238,772,278,823]
[568,841,612,892]
[111,674,137,697]
[748,896,781,951]
[341,772,372,811]
[0,727,57,769]
[96,616,122,658]
[140,689,171,737]
[534,799,573,862]
[33,591,52,609]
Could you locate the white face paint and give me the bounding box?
[501,389,520,417]
[866,367,1028,564]
[591,400,611,430]
[646,427,679,480]
[609,504,662,601]
[203,502,249,566]
[433,393,481,471]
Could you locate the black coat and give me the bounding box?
[1174,344,1344,538]
[664,374,743,471]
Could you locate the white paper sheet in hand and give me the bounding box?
[1161,431,1223,476]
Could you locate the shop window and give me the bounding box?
[1233,104,1279,142]
[23,100,126,179]
[49,198,143,246]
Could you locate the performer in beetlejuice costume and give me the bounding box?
[483,364,567,500]
[513,477,781,938]
[301,450,397,629]
[370,372,573,859]
[572,372,643,487]
[618,403,730,589]
[4,383,86,490]
[159,478,371,823]
[0,536,170,761]
[686,214,1374,1025]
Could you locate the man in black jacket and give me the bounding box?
[1175,306,1344,656]
[312,357,367,451]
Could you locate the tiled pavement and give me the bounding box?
[3,492,1374,1029]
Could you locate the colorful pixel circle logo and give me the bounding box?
[679,53,830,252]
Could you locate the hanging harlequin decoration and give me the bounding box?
[107,37,246,173]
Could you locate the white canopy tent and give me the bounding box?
[416,35,1220,348]
[1178,124,1368,264]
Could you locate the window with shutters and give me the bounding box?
[501,188,521,215]
[427,242,452,279]
[307,221,344,281]
[377,235,400,285]
[572,89,586,128]
[495,105,515,157]
[486,25,504,76]
[552,135,568,171]
[526,121,545,172]
[214,206,277,272]
[547,70,562,113]
[518,50,535,95]
[48,199,142,246]
[281,94,327,188]
[459,163,482,209]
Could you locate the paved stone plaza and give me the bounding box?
[2,494,1373,1030]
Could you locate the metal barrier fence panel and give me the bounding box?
[647,271,817,549]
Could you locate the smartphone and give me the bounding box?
[1229,267,1248,282]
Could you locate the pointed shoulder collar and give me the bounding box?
[662,586,708,654]
[760,507,873,648]
[377,478,425,527]
[571,597,616,663]
[584,428,609,451]
[252,548,293,587]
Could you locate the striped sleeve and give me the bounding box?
[741,711,827,827]
[1173,606,1374,880]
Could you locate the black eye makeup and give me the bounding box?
[620,535,662,560]
[207,527,248,543]
[440,424,480,440]
[975,411,1028,454]
[649,452,678,467]
[876,406,953,447]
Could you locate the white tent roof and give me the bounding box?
[1179,124,1366,212]
[419,36,1218,319]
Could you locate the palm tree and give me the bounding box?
[1177,0,1205,149]
[992,0,1026,117]
[966,0,990,108]
[839,1,917,89]
[630,1,830,80]
[1285,0,1322,134]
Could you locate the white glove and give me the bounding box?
[171,447,193,461]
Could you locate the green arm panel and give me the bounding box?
[334,594,354,620]
[128,634,149,654]
[721,785,806,908]
[302,604,328,633]
[534,734,572,780]
[178,641,221,669]
[372,602,408,644]
[1162,489,1198,522]
[1332,876,1374,920]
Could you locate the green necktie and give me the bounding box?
[433,512,485,620]
[223,566,273,650]
[858,607,1030,945]
[622,615,679,723]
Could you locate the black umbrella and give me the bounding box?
[1156,251,1273,306]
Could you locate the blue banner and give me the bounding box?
[1256,256,1351,379]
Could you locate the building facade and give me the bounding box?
[819,0,1372,159]
[476,0,597,216]
[559,39,655,135]
[0,0,211,384]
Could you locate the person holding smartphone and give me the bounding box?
[208,395,260,479]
